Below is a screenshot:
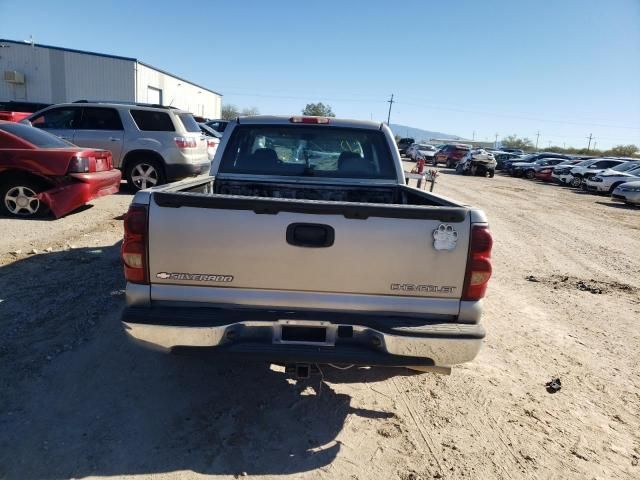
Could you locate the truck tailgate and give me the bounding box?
[147,193,471,311]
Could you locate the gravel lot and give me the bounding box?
[0,168,638,479]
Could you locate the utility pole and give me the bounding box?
[494,133,498,148]
[593,141,597,151]
[535,130,540,150]
[386,94,394,125]
[587,133,593,151]
[472,130,476,141]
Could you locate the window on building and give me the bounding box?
[130,110,175,131]
[78,107,123,130]
[147,86,163,105]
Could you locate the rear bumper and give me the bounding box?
[39,169,121,218]
[165,161,211,181]
[121,306,485,367]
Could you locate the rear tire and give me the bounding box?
[125,158,165,191]
[525,169,535,179]
[0,178,49,218]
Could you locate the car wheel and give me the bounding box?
[608,182,623,194]
[570,176,582,188]
[525,170,535,179]
[488,169,495,178]
[0,179,49,218]
[126,158,165,191]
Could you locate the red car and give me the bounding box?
[0,121,121,218]
[535,159,582,182]
[432,143,472,168]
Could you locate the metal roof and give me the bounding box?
[0,38,222,96]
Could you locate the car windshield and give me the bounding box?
[219,125,396,179]
[575,159,597,167]
[611,161,639,172]
[0,122,73,148]
[199,124,222,138]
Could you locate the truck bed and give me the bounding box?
[150,177,468,222]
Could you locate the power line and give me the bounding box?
[221,89,640,130]
[390,100,640,130]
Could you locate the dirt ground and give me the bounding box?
[0,169,638,480]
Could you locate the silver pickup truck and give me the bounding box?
[120,116,492,376]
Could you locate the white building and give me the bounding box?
[0,39,221,118]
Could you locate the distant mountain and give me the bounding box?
[389,124,463,142]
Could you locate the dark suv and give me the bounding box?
[432,144,472,167]
[397,137,415,155]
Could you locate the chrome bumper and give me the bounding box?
[122,307,485,367]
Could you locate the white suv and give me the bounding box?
[585,162,640,193]
[566,158,627,188]
[24,102,210,190]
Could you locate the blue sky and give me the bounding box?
[1,0,639,148]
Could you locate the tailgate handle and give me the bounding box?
[286,223,334,248]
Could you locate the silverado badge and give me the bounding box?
[433,224,458,251]
[156,272,234,282]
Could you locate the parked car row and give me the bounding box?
[0,100,213,190]
[502,154,640,206]
[0,99,219,218]
[0,121,121,218]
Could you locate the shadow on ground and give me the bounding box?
[595,200,639,210]
[0,245,398,478]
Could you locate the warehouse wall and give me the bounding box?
[135,63,221,118]
[0,42,135,104]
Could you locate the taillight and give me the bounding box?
[206,137,220,158]
[121,204,148,284]
[462,225,493,301]
[68,155,94,173]
[289,116,330,124]
[174,136,197,149]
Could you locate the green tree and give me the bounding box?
[501,134,535,150]
[606,144,638,157]
[221,104,239,120]
[302,102,335,117]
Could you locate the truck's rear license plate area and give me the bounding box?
[273,320,336,346]
[281,326,327,343]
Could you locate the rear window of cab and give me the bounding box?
[219,125,396,179]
